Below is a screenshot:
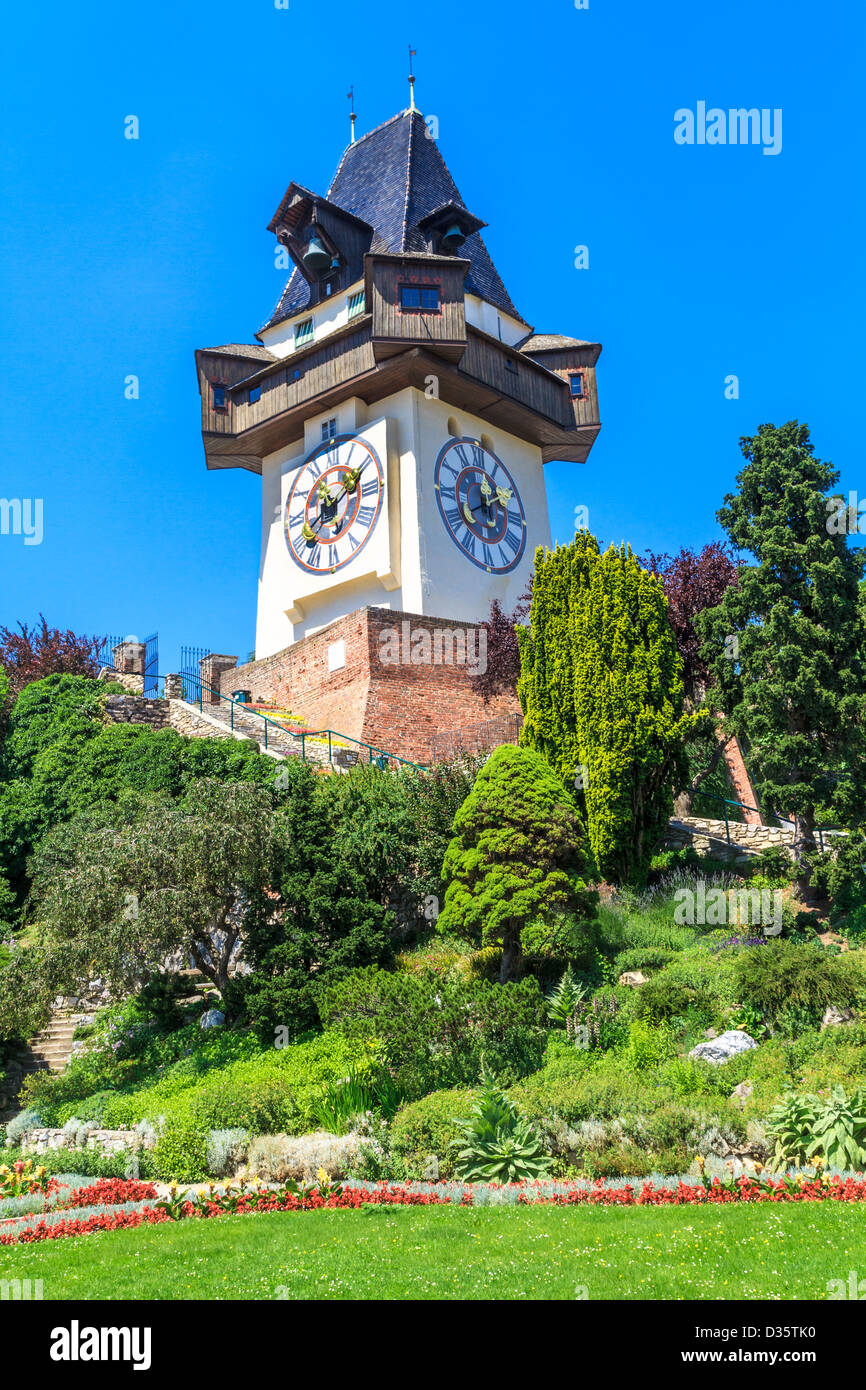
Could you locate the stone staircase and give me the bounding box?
[169,698,337,769]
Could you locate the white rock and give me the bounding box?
[200,1008,225,1030]
[689,1030,757,1064]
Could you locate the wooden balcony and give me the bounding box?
[197,280,600,472]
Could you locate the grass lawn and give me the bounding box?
[4,1202,866,1300]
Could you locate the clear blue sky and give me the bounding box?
[1,0,863,671]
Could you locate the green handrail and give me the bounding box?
[158,673,428,773]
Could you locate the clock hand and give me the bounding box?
[462,500,477,524]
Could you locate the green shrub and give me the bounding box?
[390,1088,475,1180]
[734,940,865,1034]
[152,1123,208,1183]
[451,1069,551,1182]
[320,968,546,1097]
[614,947,675,975]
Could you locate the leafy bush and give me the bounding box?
[451,1070,551,1182]
[390,1089,476,1180]
[765,1086,866,1170]
[734,940,864,1034]
[152,1123,208,1183]
[319,968,547,1097]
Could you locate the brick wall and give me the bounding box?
[219,606,521,763]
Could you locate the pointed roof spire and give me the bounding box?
[347,86,356,143]
[408,46,417,111]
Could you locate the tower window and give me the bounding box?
[347,290,366,319]
[399,284,440,312]
[248,385,261,404]
[569,372,585,398]
[504,357,518,374]
[321,417,337,441]
[294,318,314,349]
[212,383,228,411]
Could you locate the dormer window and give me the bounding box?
[212,383,228,411]
[569,372,585,398]
[294,318,314,350]
[248,385,261,404]
[400,284,440,312]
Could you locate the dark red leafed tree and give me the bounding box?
[0,615,105,697]
[643,543,740,701]
[470,582,532,701]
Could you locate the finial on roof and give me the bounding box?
[347,86,356,143]
[408,45,417,111]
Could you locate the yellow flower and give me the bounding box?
[316,1167,330,1184]
[695,1155,705,1172]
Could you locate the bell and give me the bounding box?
[441,222,466,253]
[302,235,331,272]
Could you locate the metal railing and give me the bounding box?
[165,673,427,773]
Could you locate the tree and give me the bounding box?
[0,616,105,697]
[697,422,866,881]
[436,744,596,982]
[227,758,394,1039]
[469,584,531,702]
[644,544,739,701]
[518,532,697,883]
[0,781,279,1037]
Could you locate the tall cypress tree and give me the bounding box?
[519,532,694,884]
[697,421,866,878]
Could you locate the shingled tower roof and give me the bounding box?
[261,108,523,333]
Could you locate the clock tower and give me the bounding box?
[195,104,601,760]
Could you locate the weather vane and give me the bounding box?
[408,46,417,111]
[347,86,356,143]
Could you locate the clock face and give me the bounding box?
[284,434,384,574]
[434,438,527,573]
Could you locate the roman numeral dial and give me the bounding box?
[284,434,384,574]
[433,437,527,574]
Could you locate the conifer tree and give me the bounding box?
[697,421,866,878]
[437,744,596,982]
[518,533,695,883]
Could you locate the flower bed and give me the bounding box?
[2,1171,866,1247]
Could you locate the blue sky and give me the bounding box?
[1,0,863,670]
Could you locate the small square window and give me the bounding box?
[212,383,227,410]
[249,385,261,404]
[570,373,585,398]
[348,290,366,318]
[400,284,439,312]
[294,318,314,349]
[321,417,337,441]
[504,357,518,375]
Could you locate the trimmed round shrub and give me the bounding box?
[389,1088,475,1180]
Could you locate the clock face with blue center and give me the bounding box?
[434,438,527,573]
[284,434,384,574]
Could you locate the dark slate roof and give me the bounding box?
[261,109,524,333]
